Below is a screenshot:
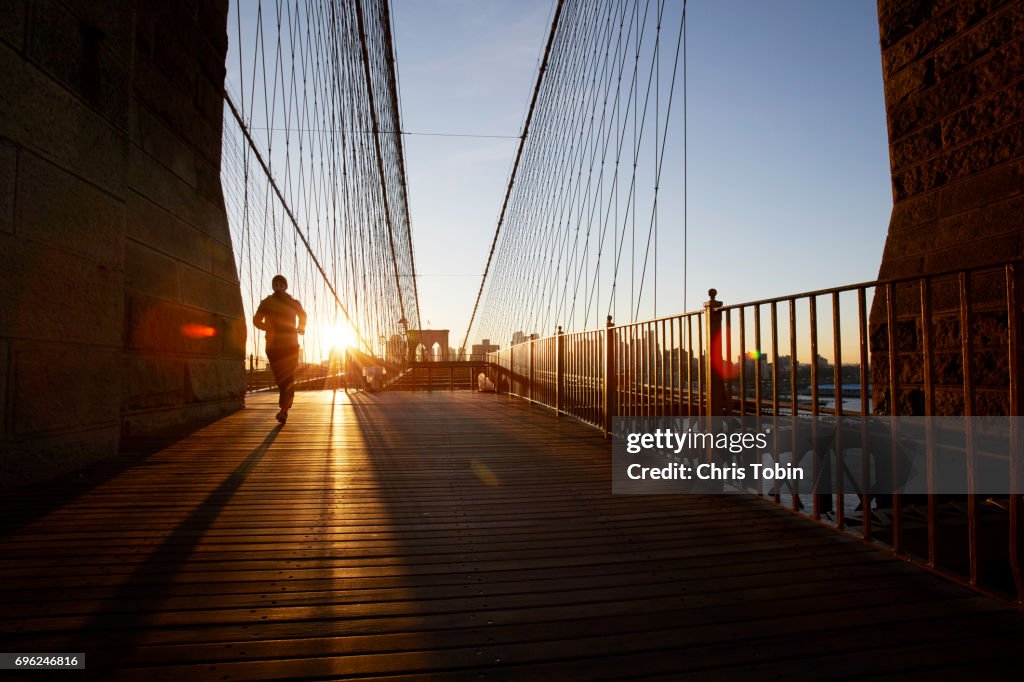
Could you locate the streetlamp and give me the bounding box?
[398,317,410,365]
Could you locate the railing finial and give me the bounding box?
[606,315,614,328]
[705,289,722,309]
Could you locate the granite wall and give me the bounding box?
[872,0,1024,415]
[0,1,245,487]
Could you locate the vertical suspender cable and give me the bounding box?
[460,0,567,355]
[353,0,410,332]
[683,0,688,312]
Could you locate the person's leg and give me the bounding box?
[266,346,299,419]
[279,346,299,409]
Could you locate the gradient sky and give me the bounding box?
[391,0,893,345]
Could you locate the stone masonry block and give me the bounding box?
[926,235,1020,273]
[189,115,223,169]
[937,159,1024,217]
[198,1,230,55]
[879,0,959,55]
[223,315,247,357]
[0,424,120,491]
[973,311,1010,346]
[11,341,120,436]
[884,59,933,109]
[126,190,212,271]
[889,35,1023,141]
[0,233,123,345]
[871,325,889,353]
[16,150,125,267]
[936,194,1024,245]
[179,264,244,318]
[197,198,232,247]
[184,357,244,402]
[974,350,1009,385]
[879,223,940,261]
[126,294,222,356]
[122,354,185,410]
[151,30,197,95]
[131,106,197,187]
[0,139,14,235]
[968,270,1010,307]
[934,388,966,415]
[898,351,924,384]
[127,142,205,230]
[0,0,27,52]
[895,319,920,351]
[194,67,225,129]
[61,0,134,63]
[876,254,925,281]
[0,339,7,441]
[26,0,131,131]
[210,240,239,283]
[125,239,181,302]
[935,120,1024,190]
[933,316,962,349]
[941,79,1024,150]
[934,3,1022,79]
[891,123,942,171]
[891,162,938,200]
[0,41,127,197]
[894,128,1023,197]
[120,398,241,446]
[194,28,228,88]
[934,352,963,384]
[131,50,197,150]
[887,192,938,233]
[975,388,1010,415]
[928,278,962,314]
[195,154,223,205]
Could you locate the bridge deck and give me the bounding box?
[1,391,1023,679]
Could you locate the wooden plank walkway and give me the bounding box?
[1,390,1023,680]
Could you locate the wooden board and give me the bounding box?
[1,390,1022,679]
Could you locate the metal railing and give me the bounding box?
[246,364,344,393]
[487,260,1024,604]
[387,362,491,391]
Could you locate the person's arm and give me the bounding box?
[296,301,308,335]
[253,302,268,331]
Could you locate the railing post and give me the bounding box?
[555,326,564,417]
[604,316,617,438]
[704,289,724,417]
[529,337,536,402]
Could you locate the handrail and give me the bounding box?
[485,257,1024,605]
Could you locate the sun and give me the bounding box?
[328,322,356,351]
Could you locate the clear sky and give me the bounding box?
[391,0,893,344]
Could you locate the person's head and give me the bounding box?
[272,275,288,295]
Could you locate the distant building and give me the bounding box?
[471,339,499,360]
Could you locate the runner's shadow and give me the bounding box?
[59,426,282,664]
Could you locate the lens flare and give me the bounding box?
[470,459,499,486]
[182,324,217,339]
